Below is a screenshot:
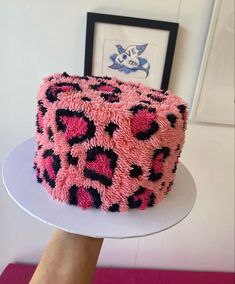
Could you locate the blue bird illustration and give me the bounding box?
[109,43,150,78]
[116,44,126,54]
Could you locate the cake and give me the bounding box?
[33,72,188,213]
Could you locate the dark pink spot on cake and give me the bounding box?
[44,156,56,179]
[130,106,159,140]
[101,93,120,103]
[46,83,81,103]
[56,109,96,146]
[133,187,155,210]
[98,85,115,92]
[128,186,156,209]
[148,147,170,181]
[60,116,88,140]
[59,85,75,92]
[77,186,94,209]
[85,154,113,179]
[36,101,47,133]
[152,153,164,173]
[37,109,44,130]
[131,109,156,136]
[84,146,118,186]
[42,149,61,188]
[34,166,42,183]
[147,94,166,102]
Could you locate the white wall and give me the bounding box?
[0,0,234,274]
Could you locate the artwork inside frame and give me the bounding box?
[84,12,179,90]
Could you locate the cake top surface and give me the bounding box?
[38,72,188,116]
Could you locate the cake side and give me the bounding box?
[33,72,188,212]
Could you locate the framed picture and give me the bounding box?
[190,0,234,125]
[84,12,179,90]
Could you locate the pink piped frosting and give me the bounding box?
[33,72,188,213]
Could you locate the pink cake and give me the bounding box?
[33,72,188,212]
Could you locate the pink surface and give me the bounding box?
[1,264,234,284]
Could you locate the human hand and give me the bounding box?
[30,229,104,284]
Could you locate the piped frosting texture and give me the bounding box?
[33,72,188,212]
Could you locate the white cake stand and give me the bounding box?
[2,138,196,239]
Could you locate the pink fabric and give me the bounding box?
[1,264,234,284]
[34,73,189,212]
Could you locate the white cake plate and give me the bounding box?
[2,138,196,239]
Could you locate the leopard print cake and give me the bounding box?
[33,72,188,212]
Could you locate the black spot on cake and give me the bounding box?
[37,170,43,183]
[81,96,91,102]
[129,104,159,140]
[84,146,118,187]
[48,127,54,142]
[79,76,89,80]
[67,152,79,166]
[108,203,120,212]
[148,147,170,181]
[127,186,155,209]
[148,192,156,207]
[139,100,151,105]
[46,82,81,103]
[94,75,112,80]
[69,185,78,205]
[128,194,142,209]
[62,72,70,77]
[37,144,42,150]
[129,104,144,114]
[172,162,177,173]
[167,113,177,128]
[129,164,143,178]
[86,187,102,208]
[101,93,120,103]
[177,104,186,114]
[42,149,61,188]
[105,122,119,137]
[147,94,166,102]
[56,109,96,146]
[36,101,47,134]
[91,82,121,103]
[129,104,156,114]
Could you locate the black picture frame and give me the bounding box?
[84,12,179,90]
